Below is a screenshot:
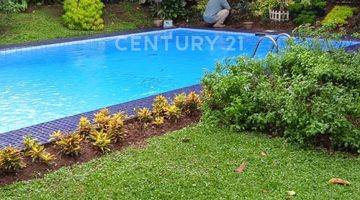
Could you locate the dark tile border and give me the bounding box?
[1,27,359,149]
[0,27,166,51]
[0,84,201,149]
[1,27,359,52]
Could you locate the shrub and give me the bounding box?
[108,113,126,142]
[77,116,92,136]
[136,107,153,123]
[63,0,104,31]
[152,95,169,117]
[202,43,360,152]
[322,6,355,27]
[0,0,27,13]
[90,130,112,152]
[94,108,111,131]
[165,105,182,120]
[195,0,207,13]
[184,92,201,114]
[289,0,326,25]
[153,0,188,20]
[0,147,25,172]
[152,116,164,126]
[293,11,316,25]
[173,93,187,111]
[23,136,55,164]
[51,131,83,156]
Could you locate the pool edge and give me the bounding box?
[0,84,201,149]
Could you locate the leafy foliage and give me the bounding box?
[289,0,326,25]
[152,0,188,20]
[322,6,355,27]
[108,113,126,143]
[136,107,153,123]
[77,116,92,136]
[94,108,111,131]
[202,42,360,152]
[165,105,182,120]
[23,136,55,164]
[63,0,104,30]
[152,95,169,117]
[195,0,207,13]
[173,93,187,111]
[51,131,84,156]
[90,130,112,152]
[152,116,164,126]
[0,0,27,13]
[0,146,25,172]
[184,92,201,114]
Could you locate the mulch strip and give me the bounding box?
[0,112,201,186]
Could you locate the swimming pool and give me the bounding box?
[0,28,358,133]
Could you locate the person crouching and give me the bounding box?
[203,0,231,28]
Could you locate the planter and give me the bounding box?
[153,19,163,28]
[243,21,254,30]
[163,19,174,28]
[269,9,289,22]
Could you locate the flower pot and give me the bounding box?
[163,19,174,28]
[153,19,163,28]
[243,21,253,30]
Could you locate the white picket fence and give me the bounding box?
[269,9,290,22]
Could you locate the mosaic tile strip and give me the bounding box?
[0,84,201,149]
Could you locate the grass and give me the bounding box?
[0,123,359,199]
[0,2,152,45]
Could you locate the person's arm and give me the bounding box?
[220,0,231,10]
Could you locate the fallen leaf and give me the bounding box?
[234,161,247,173]
[287,191,296,196]
[260,151,267,156]
[329,178,350,186]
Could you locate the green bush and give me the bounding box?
[289,0,326,25]
[322,6,355,27]
[0,0,27,13]
[63,0,104,31]
[152,0,188,20]
[202,43,360,152]
[293,11,316,25]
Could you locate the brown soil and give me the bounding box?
[0,112,201,186]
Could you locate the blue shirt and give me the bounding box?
[203,0,231,23]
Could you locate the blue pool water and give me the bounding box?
[0,28,358,133]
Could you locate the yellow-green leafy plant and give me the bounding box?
[77,116,92,136]
[51,131,83,156]
[94,108,111,131]
[23,136,55,164]
[173,93,187,111]
[152,116,164,126]
[184,92,202,114]
[136,107,153,123]
[165,105,182,121]
[90,130,112,152]
[0,146,26,172]
[108,113,126,143]
[63,0,105,31]
[322,6,355,27]
[152,95,169,116]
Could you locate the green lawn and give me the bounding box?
[0,3,152,45]
[1,123,358,199]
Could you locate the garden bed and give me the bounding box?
[0,111,201,186]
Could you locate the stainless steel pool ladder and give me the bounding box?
[251,33,292,58]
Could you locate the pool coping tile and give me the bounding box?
[0,84,201,149]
